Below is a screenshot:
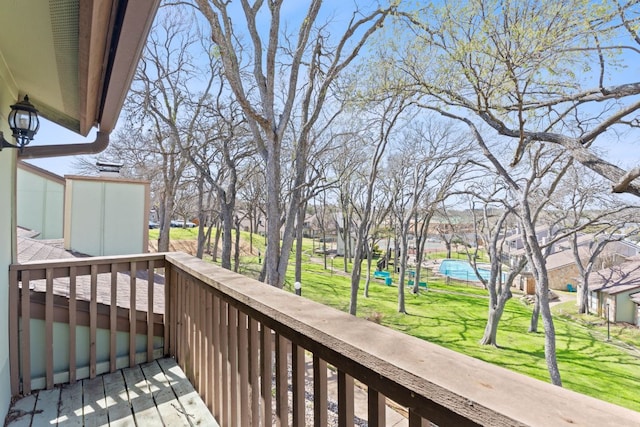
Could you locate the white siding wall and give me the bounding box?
[0,74,18,418]
[17,166,64,239]
[64,177,149,256]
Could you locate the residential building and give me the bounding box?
[587,256,640,324]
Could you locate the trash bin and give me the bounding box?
[385,277,392,286]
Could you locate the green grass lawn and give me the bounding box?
[155,229,640,411]
[149,227,200,240]
[285,263,640,412]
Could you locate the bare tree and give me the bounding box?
[383,120,470,312]
[347,94,411,315]
[461,181,528,346]
[547,167,640,313]
[392,0,640,387]
[125,8,213,251]
[400,0,640,197]
[186,83,255,269]
[194,0,395,287]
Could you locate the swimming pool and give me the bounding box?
[438,259,493,282]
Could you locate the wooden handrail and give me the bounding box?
[164,251,640,426]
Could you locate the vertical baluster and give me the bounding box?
[201,284,207,395]
[90,264,98,378]
[129,261,137,368]
[213,294,222,420]
[21,270,31,395]
[313,356,328,427]
[110,264,118,372]
[184,277,192,382]
[9,268,19,395]
[221,299,229,426]
[205,289,214,411]
[166,263,175,357]
[229,305,239,426]
[198,283,206,394]
[367,387,386,427]
[178,272,185,364]
[338,370,354,426]
[68,266,77,384]
[275,333,289,427]
[191,280,202,390]
[261,326,273,426]
[45,268,54,389]
[408,409,429,427]
[174,271,180,361]
[292,343,306,426]
[238,311,249,427]
[249,318,260,427]
[147,259,155,362]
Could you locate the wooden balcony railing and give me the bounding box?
[10,252,640,426]
[9,253,166,395]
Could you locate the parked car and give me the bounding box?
[171,220,197,228]
[149,221,159,229]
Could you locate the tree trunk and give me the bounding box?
[158,195,174,252]
[479,291,511,345]
[295,203,305,283]
[342,215,349,273]
[322,228,327,270]
[479,306,500,346]
[539,286,562,386]
[398,232,408,313]
[196,177,211,259]
[529,295,540,332]
[220,202,234,270]
[364,243,373,298]
[206,223,213,255]
[212,219,221,263]
[233,217,241,272]
[579,280,589,314]
[249,212,254,255]
[197,216,212,260]
[521,215,562,386]
[349,242,363,315]
[264,143,283,286]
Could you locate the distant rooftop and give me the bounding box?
[16,230,163,314]
[591,256,640,295]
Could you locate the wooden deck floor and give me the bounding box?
[5,358,218,427]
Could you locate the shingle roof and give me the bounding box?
[17,232,164,314]
[17,236,75,263]
[590,256,640,295]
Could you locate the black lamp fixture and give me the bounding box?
[1,95,40,151]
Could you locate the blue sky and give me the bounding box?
[24,1,640,178]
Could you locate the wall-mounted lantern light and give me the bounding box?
[1,95,40,151]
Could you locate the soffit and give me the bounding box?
[0,0,82,132]
[0,0,159,137]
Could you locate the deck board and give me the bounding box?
[122,364,164,425]
[141,359,191,426]
[59,381,84,426]
[5,358,218,427]
[31,388,61,426]
[158,357,219,426]
[103,371,135,426]
[83,376,109,427]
